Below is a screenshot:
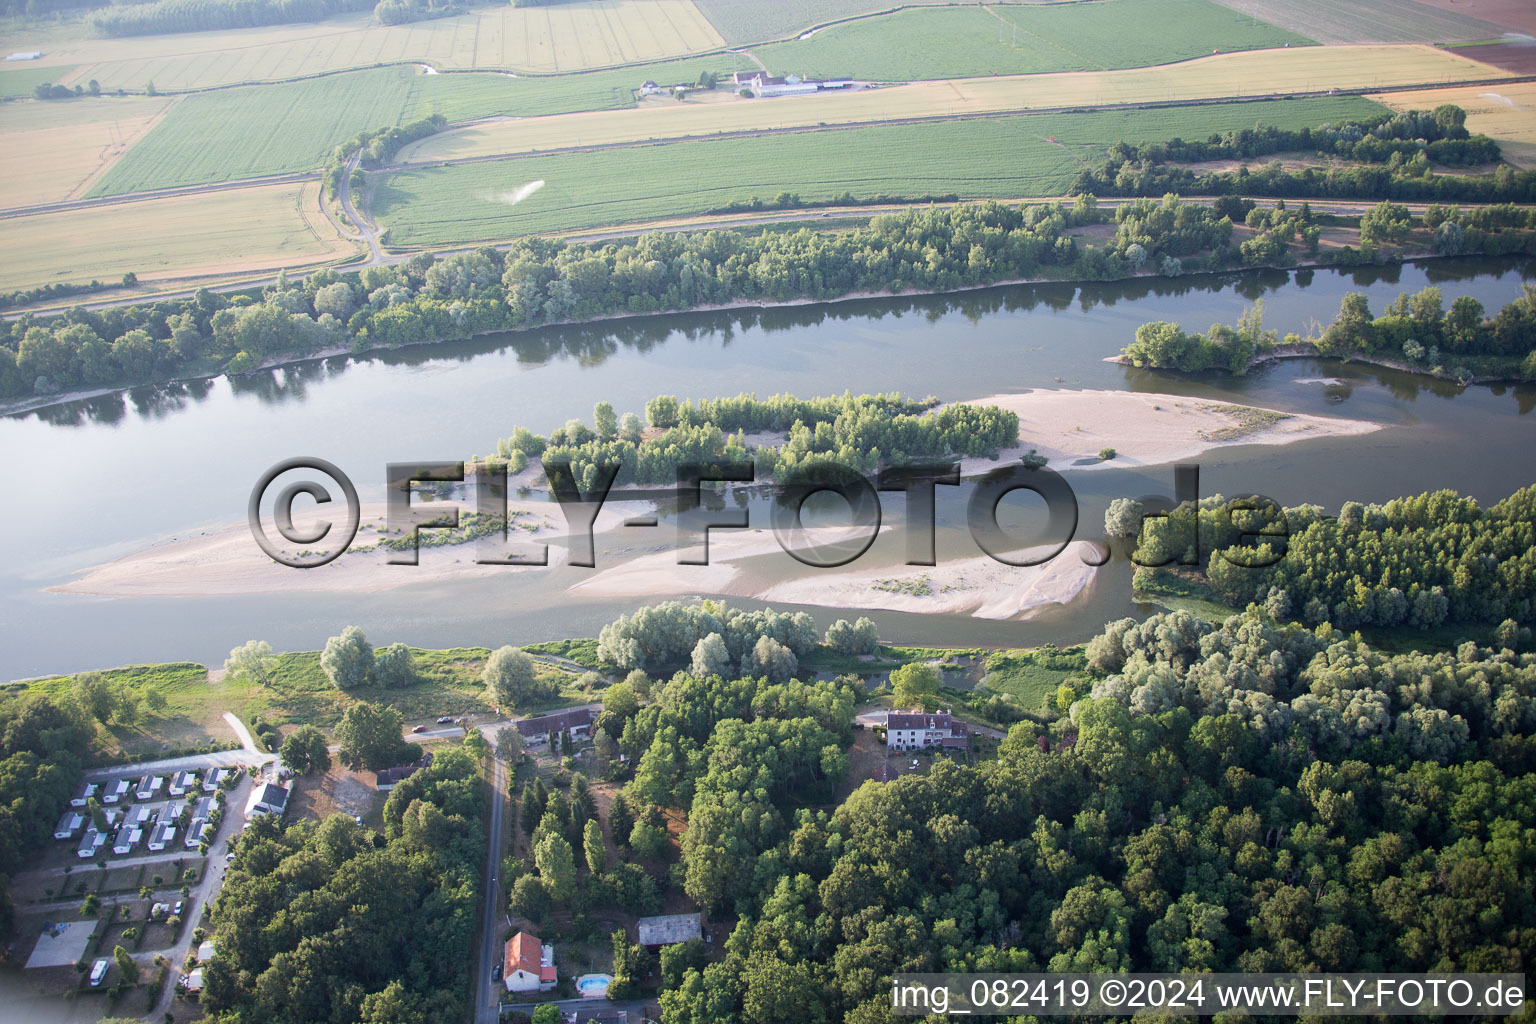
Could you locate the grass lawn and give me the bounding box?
[979,645,1087,712]
[374,95,1385,244]
[755,0,1313,82]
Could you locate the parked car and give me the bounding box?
[173,900,184,917]
[436,716,453,724]
[225,851,236,861]
[492,964,502,981]
[411,725,427,733]
[90,958,110,986]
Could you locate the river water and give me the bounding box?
[3,257,1534,678]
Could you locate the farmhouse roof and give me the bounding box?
[514,707,594,738]
[886,710,963,731]
[637,912,702,946]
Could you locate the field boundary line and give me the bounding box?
[386,72,1536,173]
[0,169,320,220]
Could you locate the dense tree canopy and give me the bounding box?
[202,747,484,1023]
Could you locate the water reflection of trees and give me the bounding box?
[11,256,1530,425]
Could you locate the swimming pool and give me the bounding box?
[576,974,611,997]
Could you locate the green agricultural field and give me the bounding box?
[85,55,757,196]
[373,95,1384,244]
[756,0,1313,82]
[0,63,77,99]
[694,0,954,45]
[90,66,419,195]
[399,53,755,123]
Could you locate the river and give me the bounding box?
[3,257,1533,679]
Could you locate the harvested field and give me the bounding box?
[1370,80,1536,168]
[0,181,353,291]
[16,0,725,93]
[1447,41,1536,75]
[0,94,174,207]
[1212,0,1510,44]
[754,0,1313,82]
[399,45,1467,164]
[1413,0,1536,35]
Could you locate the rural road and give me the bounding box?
[338,148,385,266]
[474,751,509,1024]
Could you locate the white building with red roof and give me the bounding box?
[503,931,557,993]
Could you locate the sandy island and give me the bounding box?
[957,389,1380,473]
[52,390,1378,607]
[50,499,654,598]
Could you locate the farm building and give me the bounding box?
[245,781,290,817]
[732,71,853,97]
[636,912,702,949]
[502,931,557,993]
[376,752,434,791]
[515,707,595,746]
[638,79,662,96]
[53,811,84,839]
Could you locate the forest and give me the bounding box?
[501,594,1534,1024]
[0,692,98,937]
[489,391,1020,489]
[200,746,485,1023]
[1073,107,1536,206]
[1119,483,1536,634]
[1122,284,1536,380]
[0,194,1329,403]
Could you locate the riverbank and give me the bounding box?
[1,241,1481,420]
[1107,344,1533,385]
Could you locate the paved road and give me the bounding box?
[142,772,255,1021]
[338,148,384,266]
[84,748,268,783]
[474,751,509,1024]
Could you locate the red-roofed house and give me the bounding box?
[503,931,557,993]
[883,710,969,752]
